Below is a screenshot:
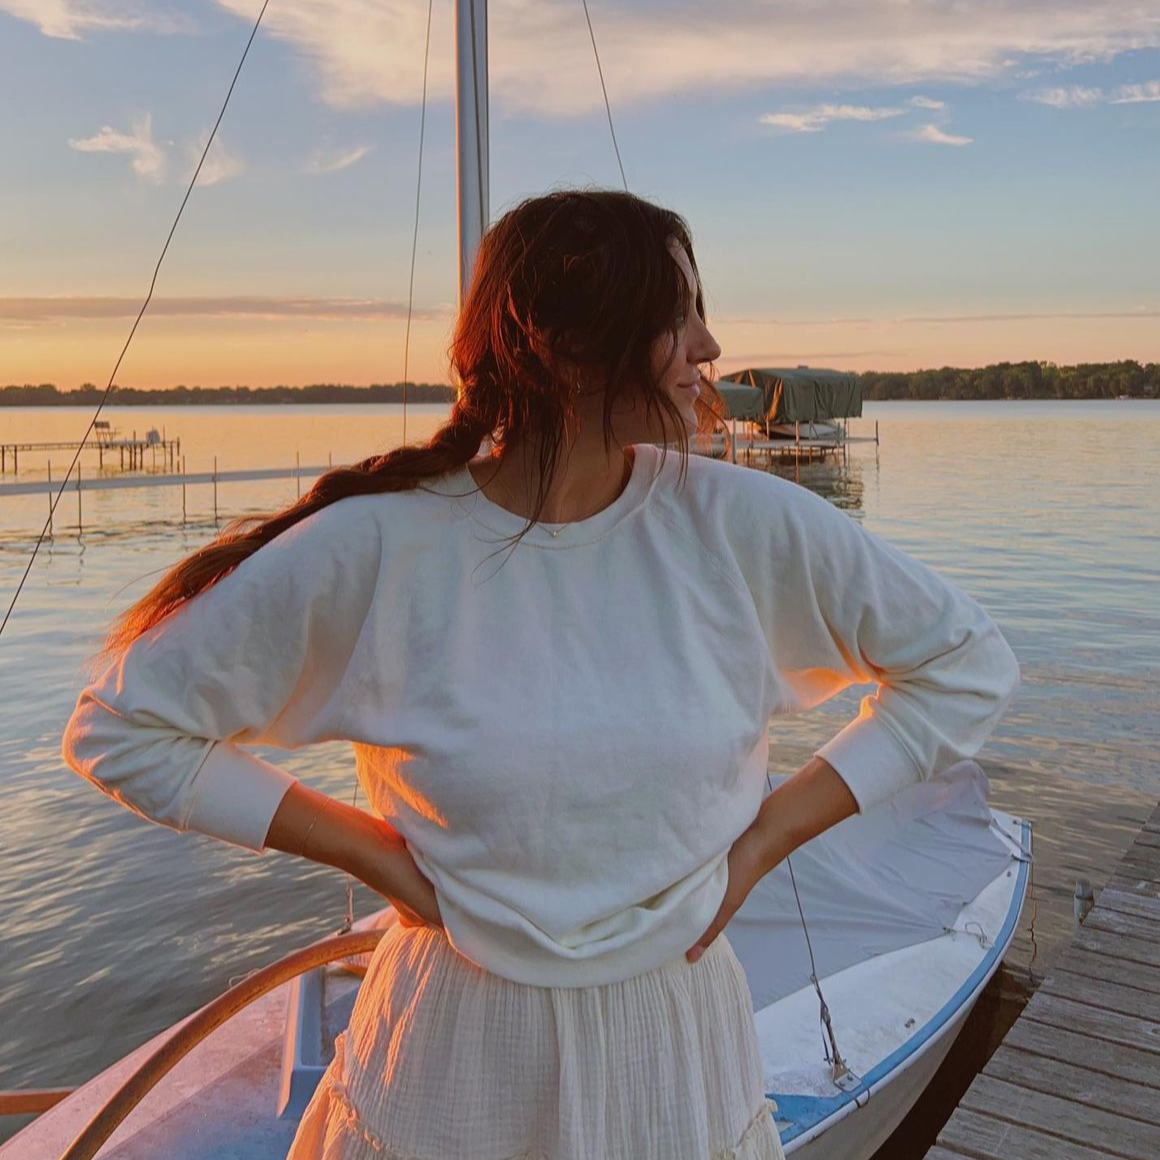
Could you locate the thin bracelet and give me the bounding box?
[297,799,328,859]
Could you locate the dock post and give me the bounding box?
[213,456,219,525]
[47,461,53,538]
[181,457,187,524]
[77,463,82,533]
[875,420,880,446]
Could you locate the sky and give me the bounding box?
[1,0,1158,390]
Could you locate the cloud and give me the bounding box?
[720,351,903,365]
[908,95,946,109]
[0,296,451,325]
[722,316,874,328]
[186,132,243,186]
[306,144,373,174]
[1110,80,1160,104]
[716,309,1160,327]
[208,0,1160,117]
[760,104,906,133]
[69,114,166,181]
[1023,79,1160,107]
[1022,85,1105,107]
[68,118,243,186]
[0,1,189,40]
[911,124,973,145]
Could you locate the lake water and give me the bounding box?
[1,399,1158,1139]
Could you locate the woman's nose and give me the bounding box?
[695,323,722,365]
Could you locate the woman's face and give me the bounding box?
[607,239,722,444]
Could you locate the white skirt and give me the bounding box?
[287,925,784,1160]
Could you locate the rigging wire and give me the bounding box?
[401,0,437,446]
[768,769,853,1084]
[581,0,628,191]
[0,0,273,643]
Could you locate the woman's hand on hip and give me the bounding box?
[686,826,771,963]
[358,826,444,930]
[685,756,859,963]
[265,783,442,930]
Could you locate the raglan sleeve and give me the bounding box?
[61,502,381,852]
[754,481,1020,814]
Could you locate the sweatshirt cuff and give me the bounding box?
[181,741,297,852]
[814,714,923,814]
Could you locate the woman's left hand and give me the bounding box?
[685,757,859,964]
[686,825,776,963]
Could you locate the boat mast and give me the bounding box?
[455,0,489,310]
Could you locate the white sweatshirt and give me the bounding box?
[63,443,1019,986]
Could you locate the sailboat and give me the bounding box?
[0,3,1029,1158]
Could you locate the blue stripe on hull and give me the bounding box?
[770,819,1031,1147]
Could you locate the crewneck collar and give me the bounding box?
[435,443,660,549]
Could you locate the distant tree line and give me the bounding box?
[860,360,1159,401]
[0,382,456,406]
[3,362,1158,405]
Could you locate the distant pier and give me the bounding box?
[0,420,180,473]
[0,458,327,535]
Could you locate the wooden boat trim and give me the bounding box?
[56,929,384,1160]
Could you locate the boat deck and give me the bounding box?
[927,800,1160,1160]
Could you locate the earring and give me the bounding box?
[572,377,583,396]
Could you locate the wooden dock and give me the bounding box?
[0,435,180,473]
[927,801,1160,1160]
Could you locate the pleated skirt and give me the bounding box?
[286,925,784,1160]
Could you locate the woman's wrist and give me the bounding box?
[750,756,859,873]
[265,781,394,881]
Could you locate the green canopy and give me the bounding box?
[721,367,862,423]
[714,381,766,421]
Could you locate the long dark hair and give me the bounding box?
[104,189,722,657]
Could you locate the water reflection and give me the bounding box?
[1,401,1158,1135]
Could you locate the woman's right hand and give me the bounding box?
[266,783,443,929]
[355,821,443,930]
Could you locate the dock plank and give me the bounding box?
[1072,925,1160,970]
[1106,873,1160,897]
[1039,970,1160,1023]
[1021,991,1160,1055]
[937,1107,1123,1160]
[960,1074,1160,1159]
[1002,1019,1160,1089]
[1091,887,1160,922]
[1118,844,1160,872]
[1082,906,1160,941]
[1050,948,1160,997]
[984,1047,1160,1123]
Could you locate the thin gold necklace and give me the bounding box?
[488,451,634,538]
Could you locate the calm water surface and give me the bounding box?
[1,400,1158,1119]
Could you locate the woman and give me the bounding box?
[63,189,1020,1160]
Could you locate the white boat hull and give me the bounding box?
[788,982,970,1159]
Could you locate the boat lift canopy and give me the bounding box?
[714,381,766,421]
[721,367,862,424]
